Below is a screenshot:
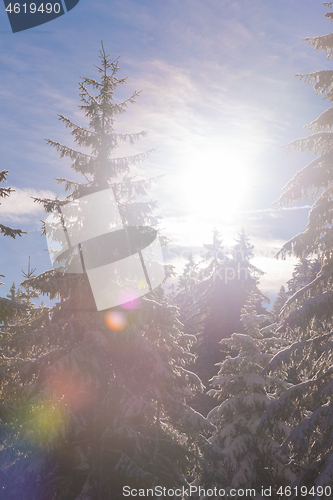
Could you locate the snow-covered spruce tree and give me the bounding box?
[175,253,200,328]
[0,276,28,329]
[178,229,231,415]
[194,295,294,498]
[270,286,289,323]
[260,4,333,495]
[0,46,213,499]
[0,259,41,327]
[0,170,25,324]
[178,229,266,416]
[227,228,267,325]
[286,258,321,298]
[1,283,23,326]
[0,262,42,484]
[269,259,320,327]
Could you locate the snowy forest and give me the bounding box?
[3,4,333,500]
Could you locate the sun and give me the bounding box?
[179,144,250,223]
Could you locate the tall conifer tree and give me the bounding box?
[261,4,333,492]
[0,46,212,499]
[178,229,266,416]
[199,297,294,496]
[181,230,230,414]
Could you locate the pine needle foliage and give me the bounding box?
[0,170,25,287]
[0,45,212,499]
[0,170,24,240]
[176,230,266,416]
[261,6,333,495]
[0,170,26,324]
[197,296,294,497]
[40,43,160,230]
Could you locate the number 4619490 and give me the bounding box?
[6,3,61,14]
[276,485,332,496]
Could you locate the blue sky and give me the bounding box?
[1,0,332,302]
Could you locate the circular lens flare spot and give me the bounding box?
[104,311,127,331]
[138,279,146,290]
[120,290,140,310]
[29,402,64,444]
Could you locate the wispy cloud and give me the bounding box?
[1,188,56,223]
[0,0,328,297]
[240,205,312,215]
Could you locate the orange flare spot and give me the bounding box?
[104,310,127,331]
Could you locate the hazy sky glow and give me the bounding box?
[1,0,332,302]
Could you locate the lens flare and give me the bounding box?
[26,401,65,446]
[120,290,141,310]
[48,369,94,409]
[104,310,127,331]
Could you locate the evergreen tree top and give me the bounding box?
[45,43,153,194]
[36,43,161,230]
[232,228,254,261]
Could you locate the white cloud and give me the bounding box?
[253,254,297,298]
[0,188,56,222]
[240,205,312,216]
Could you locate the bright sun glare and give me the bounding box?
[180,144,250,222]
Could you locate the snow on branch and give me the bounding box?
[115,131,149,144]
[109,149,155,166]
[284,132,333,155]
[305,33,333,59]
[305,107,333,131]
[279,402,333,459]
[297,71,333,100]
[279,266,330,315]
[181,404,216,433]
[273,152,333,208]
[174,366,205,392]
[278,292,333,331]
[260,367,333,426]
[274,230,314,260]
[261,337,323,375]
[220,333,261,354]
